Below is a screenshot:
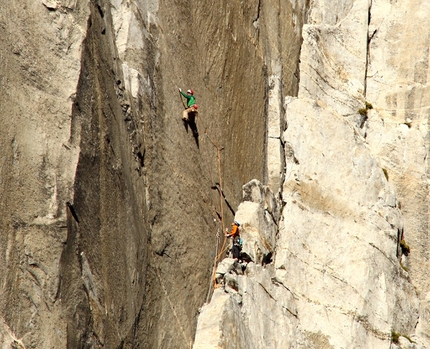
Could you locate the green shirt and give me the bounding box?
[180,90,196,107]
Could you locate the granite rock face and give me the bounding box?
[0,1,90,348]
[0,0,428,348]
[0,0,300,348]
[280,98,421,348]
[365,0,430,345]
[193,0,429,348]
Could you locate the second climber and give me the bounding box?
[225,221,242,261]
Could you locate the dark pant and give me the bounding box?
[232,245,240,260]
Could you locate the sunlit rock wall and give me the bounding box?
[193,0,429,348]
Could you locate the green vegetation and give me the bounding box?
[404,117,412,128]
[400,261,408,272]
[382,168,389,181]
[358,108,367,116]
[391,331,415,344]
[358,101,374,117]
[403,334,414,343]
[391,331,400,343]
[400,239,410,256]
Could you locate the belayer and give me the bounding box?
[179,88,198,121]
[225,221,242,261]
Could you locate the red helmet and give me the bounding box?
[187,89,194,95]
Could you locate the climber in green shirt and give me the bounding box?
[179,88,198,121]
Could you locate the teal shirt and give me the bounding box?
[180,90,196,107]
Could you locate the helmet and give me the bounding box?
[193,104,198,110]
[187,89,194,95]
[234,220,240,226]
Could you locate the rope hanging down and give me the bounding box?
[176,88,232,298]
[205,132,230,298]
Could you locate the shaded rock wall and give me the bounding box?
[59,3,149,347]
[0,0,303,348]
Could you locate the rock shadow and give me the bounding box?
[182,112,199,148]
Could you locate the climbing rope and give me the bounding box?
[206,229,220,303]
[203,131,234,296]
[177,88,233,298]
[178,90,187,110]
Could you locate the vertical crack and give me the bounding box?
[253,0,261,25]
[364,0,376,97]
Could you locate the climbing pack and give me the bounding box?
[234,235,243,248]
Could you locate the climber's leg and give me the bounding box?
[182,108,189,120]
[232,245,240,260]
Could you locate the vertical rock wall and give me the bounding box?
[0,0,428,348]
[59,2,150,346]
[0,0,301,348]
[193,0,430,348]
[0,1,90,347]
[365,0,430,344]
